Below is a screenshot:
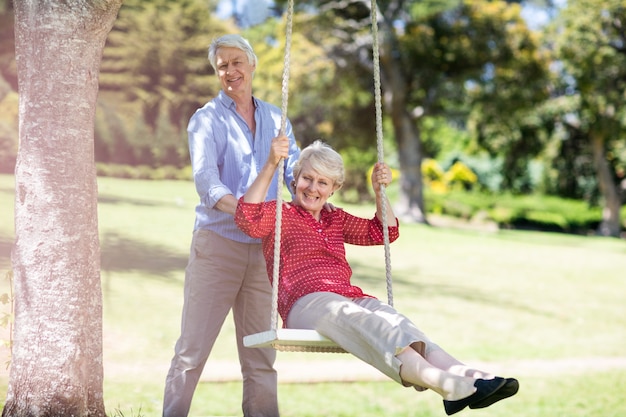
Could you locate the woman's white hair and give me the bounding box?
[208,34,258,72]
[293,140,345,190]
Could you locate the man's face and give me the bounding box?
[215,47,256,97]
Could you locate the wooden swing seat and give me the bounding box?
[244,329,347,353]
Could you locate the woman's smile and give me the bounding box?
[293,161,336,220]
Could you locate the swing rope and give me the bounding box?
[370,0,393,307]
[270,0,294,333]
[244,0,392,353]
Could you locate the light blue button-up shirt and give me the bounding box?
[188,90,300,243]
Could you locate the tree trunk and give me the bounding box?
[5,1,121,416]
[590,131,622,237]
[390,103,429,223]
[377,15,428,224]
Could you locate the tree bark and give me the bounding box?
[377,12,428,224]
[590,131,622,237]
[5,1,121,416]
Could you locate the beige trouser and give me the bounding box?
[163,229,279,417]
[287,292,439,390]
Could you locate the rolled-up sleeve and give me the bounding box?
[342,212,400,245]
[188,109,232,209]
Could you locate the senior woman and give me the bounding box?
[235,138,519,415]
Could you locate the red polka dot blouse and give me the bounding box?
[235,198,400,322]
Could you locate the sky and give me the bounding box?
[521,0,567,30]
[216,0,275,28]
[216,0,567,30]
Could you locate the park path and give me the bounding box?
[2,337,626,383]
[193,355,626,383]
[0,296,624,384]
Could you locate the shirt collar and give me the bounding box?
[218,90,259,111]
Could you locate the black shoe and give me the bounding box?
[442,377,507,416]
[469,377,519,409]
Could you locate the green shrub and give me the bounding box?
[424,188,608,234]
[525,210,569,231]
[422,158,445,182]
[444,161,478,190]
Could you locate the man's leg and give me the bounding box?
[163,230,242,417]
[234,242,279,417]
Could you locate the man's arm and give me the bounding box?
[214,194,239,216]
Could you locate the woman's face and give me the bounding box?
[293,160,337,219]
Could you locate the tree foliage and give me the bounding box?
[0,1,16,174]
[0,0,624,233]
[273,0,551,217]
[549,0,626,236]
[97,0,231,167]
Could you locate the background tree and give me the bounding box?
[0,0,15,91]
[0,0,623,236]
[0,1,17,174]
[552,0,626,237]
[274,0,550,220]
[455,3,552,193]
[256,11,383,202]
[97,0,230,168]
[6,0,122,415]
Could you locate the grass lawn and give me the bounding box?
[1,173,625,416]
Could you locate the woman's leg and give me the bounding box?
[289,293,486,394]
[424,347,495,379]
[288,293,514,414]
[396,347,478,401]
[287,292,416,384]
